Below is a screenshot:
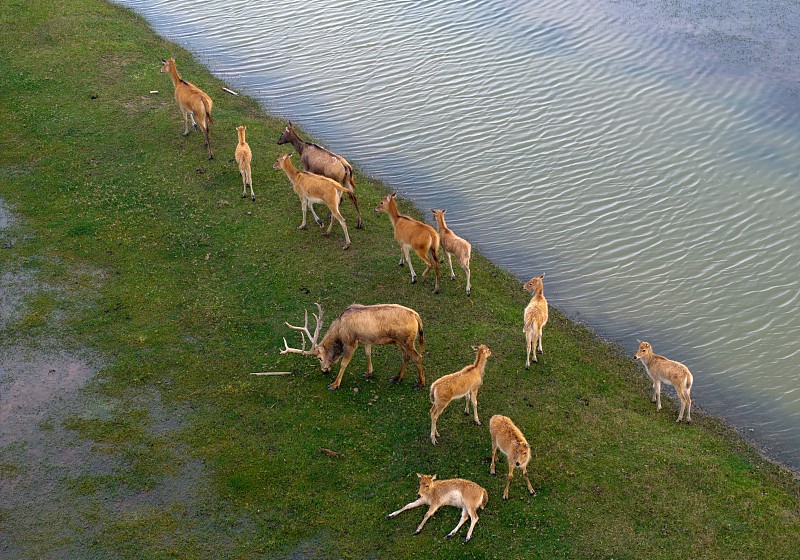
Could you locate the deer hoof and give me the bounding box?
[356,221,364,229]
[298,225,307,230]
[316,219,324,227]
[181,132,189,137]
[251,196,256,202]
[322,232,331,237]
[342,243,351,250]
[413,530,421,536]
[411,277,417,284]
[327,383,339,391]
[388,375,401,384]
[413,383,425,391]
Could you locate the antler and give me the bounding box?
[280,303,324,355]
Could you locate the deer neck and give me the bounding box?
[284,131,306,154]
[434,213,447,232]
[475,353,489,376]
[385,199,403,225]
[280,158,301,182]
[166,62,182,89]
[237,130,247,145]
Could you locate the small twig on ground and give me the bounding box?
[320,448,342,459]
[250,371,291,376]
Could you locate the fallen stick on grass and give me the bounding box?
[250,371,291,376]
[222,87,239,95]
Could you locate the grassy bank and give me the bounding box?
[0,0,798,558]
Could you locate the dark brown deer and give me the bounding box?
[277,122,363,228]
[280,302,426,390]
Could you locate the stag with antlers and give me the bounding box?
[280,302,426,390]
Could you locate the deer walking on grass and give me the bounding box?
[375,194,440,294]
[429,344,492,445]
[431,209,472,296]
[387,474,488,542]
[280,302,426,390]
[273,152,352,250]
[489,415,536,500]
[634,340,694,422]
[523,273,548,368]
[278,122,363,228]
[235,126,254,201]
[160,57,214,159]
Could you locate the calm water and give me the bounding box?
[116,0,800,470]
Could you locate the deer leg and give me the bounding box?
[410,344,425,388]
[504,463,514,500]
[347,191,364,229]
[413,504,441,535]
[309,203,324,228]
[464,509,480,542]
[403,245,417,283]
[470,390,480,425]
[241,169,248,198]
[189,111,199,132]
[525,328,534,369]
[464,392,471,415]
[328,344,356,391]
[523,466,536,496]
[430,402,442,445]
[430,248,440,293]
[297,198,309,229]
[329,206,351,250]
[462,259,471,297]
[363,344,374,378]
[655,380,662,411]
[537,325,544,354]
[181,109,190,136]
[490,438,498,475]
[685,388,692,422]
[387,497,426,519]
[203,120,213,160]
[247,166,255,201]
[445,509,469,539]
[389,348,409,384]
[446,252,456,280]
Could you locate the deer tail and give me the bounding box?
[344,164,357,192]
[202,97,213,125]
[481,488,489,509]
[417,315,425,352]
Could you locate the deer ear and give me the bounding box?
[540,272,545,279]
[160,57,167,63]
[416,473,423,479]
[431,474,437,481]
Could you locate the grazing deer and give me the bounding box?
[387,474,488,542]
[634,340,694,422]
[235,126,254,201]
[278,122,363,228]
[489,415,536,500]
[160,57,214,159]
[375,194,440,294]
[523,273,548,368]
[280,302,426,390]
[273,152,352,250]
[429,344,492,445]
[430,209,472,296]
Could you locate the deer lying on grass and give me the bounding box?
[523,273,548,368]
[429,344,492,445]
[375,194,440,294]
[387,474,488,542]
[235,126,254,201]
[431,209,472,296]
[278,122,363,228]
[489,415,536,500]
[280,302,426,390]
[273,152,352,250]
[634,340,694,422]
[160,57,214,159]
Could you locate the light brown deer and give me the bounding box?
[280,302,426,390]
[235,125,254,201]
[634,340,694,422]
[430,209,472,296]
[160,57,214,159]
[429,344,492,445]
[523,273,548,368]
[273,152,352,250]
[278,122,363,228]
[375,194,440,294]
[387,474,488,542]
[489,415,536,500]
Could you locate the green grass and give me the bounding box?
[0,1,798,558]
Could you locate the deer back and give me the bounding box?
[326,304,421,348]
[490,415,531,466]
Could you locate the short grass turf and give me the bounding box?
[0,1,798,558]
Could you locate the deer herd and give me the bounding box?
[161,57,697,542]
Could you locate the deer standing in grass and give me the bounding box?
[523,273,548,368]
[280,302,426,390]
[429,344,492,445]
[431,209,472,296]
[278,122,363,228]
[387,474,488,542]
[235,126,254,201]
[375,193,440,294]
[489,415,536,500]
[634,340,693,422]
[160,57,214,159]
[273,152,352,250]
